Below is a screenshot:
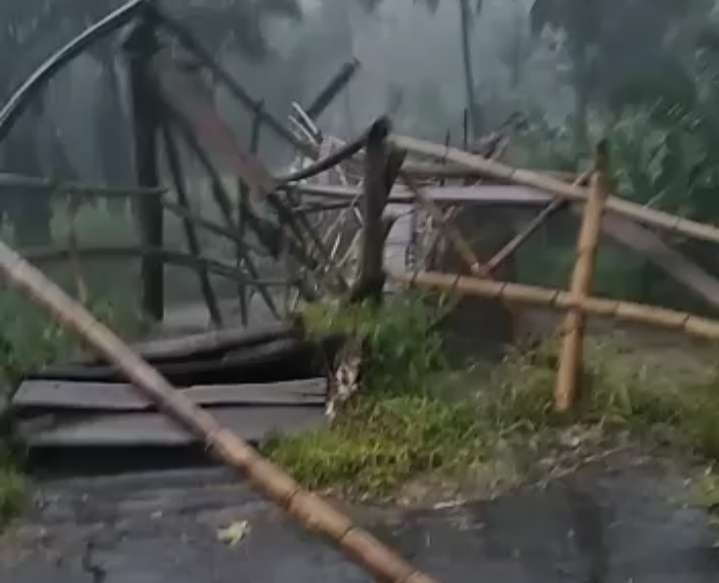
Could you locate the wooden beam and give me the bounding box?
[350,118,397,302]
[125,15,164,321]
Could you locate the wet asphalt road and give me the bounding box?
[2,456,719,583]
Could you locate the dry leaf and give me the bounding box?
[217,520,251,547]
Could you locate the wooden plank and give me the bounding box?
[19,406,325,447]
[13,378,327,411]
[80,322,298,365]
[30,338,322,384]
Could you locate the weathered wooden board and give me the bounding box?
[13,378,327,411]
[78,322,299,365]
[19,406,325,447]
[30,338,322,384]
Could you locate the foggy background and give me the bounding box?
[1,0,719,328]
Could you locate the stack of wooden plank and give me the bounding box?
[12,323,331,449]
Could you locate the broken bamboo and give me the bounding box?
[555,146,609,412]
[0,238,440,583]
[389,269,719,341]
[390,134,719,247]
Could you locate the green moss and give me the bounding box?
[265,394,487,495]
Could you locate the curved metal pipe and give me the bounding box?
[0,0,146,143]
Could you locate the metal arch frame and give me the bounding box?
[0,0,148,143]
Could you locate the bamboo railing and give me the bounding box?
[391,135,719,247]
[0,238,440,583]
[555,148,609,412]
[389,269,719,341]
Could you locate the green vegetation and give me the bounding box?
[267,295,719,501]
[0,281,146,530]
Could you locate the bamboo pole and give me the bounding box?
[390,134,719,247]
[555,147,609,412]
[486,168,592,274]
[389,269,719,341]
[0,239,439,583]
[160,121,222,327]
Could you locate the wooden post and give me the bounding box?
[350,118,402,303]
[237,102,264,325]
[124,16,164,321]
[555,143,610,412]
[0,239,441,583]
[160,122,222,327]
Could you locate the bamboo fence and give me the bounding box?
[555,153,609,412]
[389,269,719,341]
[0,238,440,583]
[391,135,719,247]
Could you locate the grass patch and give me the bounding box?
[267,297,719,500]
[302,293,447,394]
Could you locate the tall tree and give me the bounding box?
[529,0,703,151]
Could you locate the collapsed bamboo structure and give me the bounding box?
[389,269,719,341]
[0,238,440,583]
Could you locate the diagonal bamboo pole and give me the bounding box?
[0,239,440,583]
[390,134,719,247]
[486,168,592,274]
[555,146,609,412]
[389,269,719,341]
